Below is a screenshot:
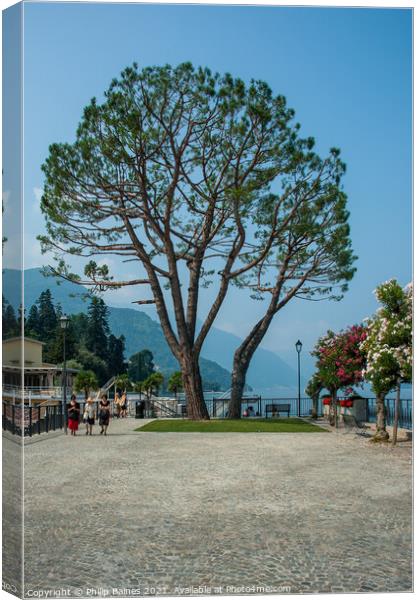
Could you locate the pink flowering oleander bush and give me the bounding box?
[312,325,367,393]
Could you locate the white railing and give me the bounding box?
[2,385,62,404]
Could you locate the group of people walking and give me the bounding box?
[67,394,112,436]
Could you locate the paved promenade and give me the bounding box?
[19,418,412,596]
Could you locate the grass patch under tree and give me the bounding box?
[136,418,327,433]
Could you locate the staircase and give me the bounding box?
[149,396,180,418]
[95,376,116,400]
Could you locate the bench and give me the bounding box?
[342,414,369,436]
[265,403,291,418]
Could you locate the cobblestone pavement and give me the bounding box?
[3,435,24,597]
[18,418,412,596]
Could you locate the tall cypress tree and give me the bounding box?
[26,304,41,338]
[107,334,126,378]
[37,290,57,339]
[86,297,109,361]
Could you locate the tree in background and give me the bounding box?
[46,319,78,365]
[312,325,366,426]
[76,347,109,384]
[9,288,127,386]
[25,304,41,338]
[168,371,183,401]
[37,290,58,340]
[71,313,90,343]
[86,297,110,362]
[74,370,99,399]
[115,373,132,392]
[23,289,60,361]
[108,334,127,379]
[128,350,155,383]
[40,62,325,420]
[133,380,145,400]
[2,296,19,338]
[66,359,83,371]
[361,280,412,443]
[305,372,323,420]
[143,372,164,400]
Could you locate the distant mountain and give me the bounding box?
[106,306,231,389]
[3,268,297,391]
[202,323,296,391]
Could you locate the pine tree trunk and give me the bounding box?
[229,360,247,419]
[374,392,389,441]
[392,380,401,446]
[228,313,276,419]
[181,355,209,420]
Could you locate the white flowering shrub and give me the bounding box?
[361,280,412,395]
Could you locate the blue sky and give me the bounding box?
[4,2,412,374]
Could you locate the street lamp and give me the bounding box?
[295,340,303,417]
[60,315,69,433]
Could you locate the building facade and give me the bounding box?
[2,337,77,403]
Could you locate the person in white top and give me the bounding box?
[83,397,96,436]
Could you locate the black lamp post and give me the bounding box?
[60,315,69,433]
[295,340,302,417]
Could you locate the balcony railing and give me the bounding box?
[2,385,62,403]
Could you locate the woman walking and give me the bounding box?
[99,393,111,435]
[120,392,128,418]
[115,391,121,418]
[67,394,80,436]
[83,397,96,435]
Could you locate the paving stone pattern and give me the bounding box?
[17,418,412,596]
[3,435,24,597]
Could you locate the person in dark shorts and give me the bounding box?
[99,393,111,435]
[120,392,128,418]
[67,394,80,436]
[115,391,121,418]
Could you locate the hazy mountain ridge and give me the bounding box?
[3,268,297,390]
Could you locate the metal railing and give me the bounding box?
[3,396,412,435]
[205,396,314,419]
[2,399,118,437]
[366,398,412,430]
[2,403,64,436]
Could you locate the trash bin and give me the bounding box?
[135,401,145,419]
